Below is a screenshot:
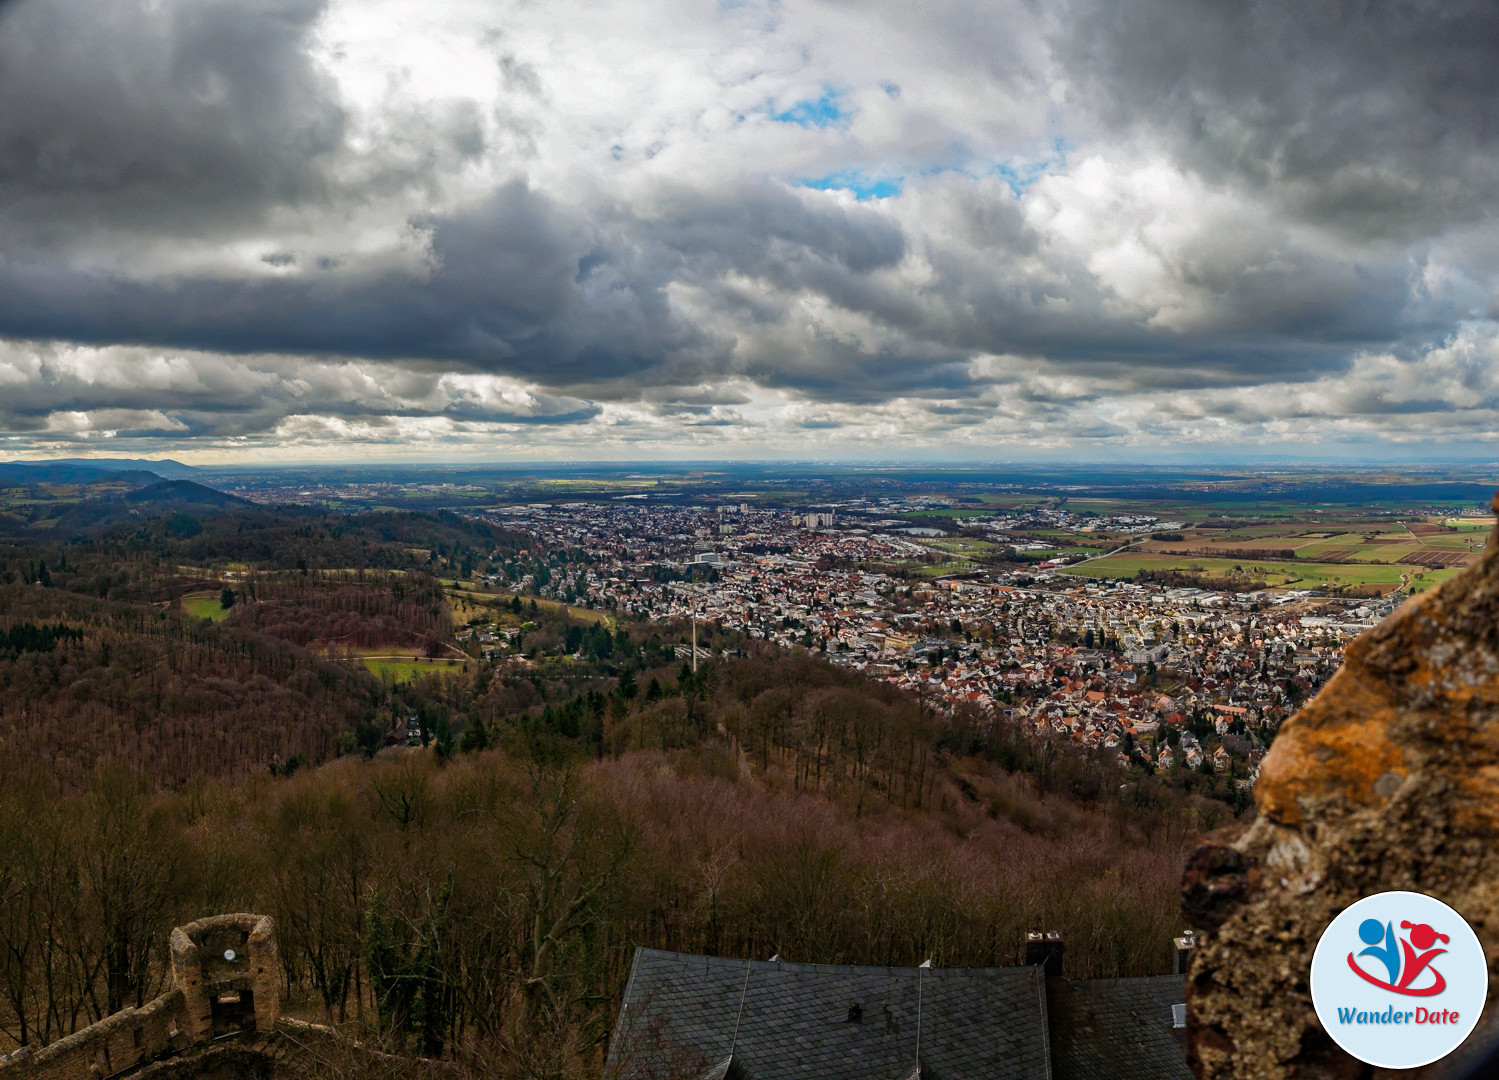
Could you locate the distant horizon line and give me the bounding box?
[11,454,1499,472]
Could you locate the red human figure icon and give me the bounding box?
[1397,921,1449,992]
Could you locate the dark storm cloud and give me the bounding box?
[0,0,344,241]
[0,179,919,390]
[1061,0,1499,241]
[0,339,602,440]
[643,183,907,277]
[0,0,1495,451]
[0,184,601,368]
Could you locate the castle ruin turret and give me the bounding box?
[171,913,280,1041]
[0,914,281,1079]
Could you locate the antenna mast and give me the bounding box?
[728,959,751,1058]
[915,968,922,1068]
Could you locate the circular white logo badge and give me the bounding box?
[1310,891,1487,1069]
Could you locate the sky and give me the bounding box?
[1,0,1497,464]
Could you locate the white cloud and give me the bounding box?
[0,0,1496,458]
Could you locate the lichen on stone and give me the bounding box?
[1185,496,1499,1079]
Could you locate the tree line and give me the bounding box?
[0,645,1223,1078]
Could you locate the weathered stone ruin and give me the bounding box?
[172,914,282,1046]
[0,914,281,1080]
[0,911,464,1079]
[1185,502,1499,1078]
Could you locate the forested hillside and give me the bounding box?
[0,691,1207,1078]
[0,505,524,784]
[0,630,1229,1076]
[0,501,1232,1079]
[0,582,380,787]
[227,572,455,654]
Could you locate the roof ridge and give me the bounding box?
[633,948,1044,978]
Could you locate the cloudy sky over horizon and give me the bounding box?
[1,0,1497,462]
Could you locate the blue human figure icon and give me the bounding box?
[1358,918,1401,986]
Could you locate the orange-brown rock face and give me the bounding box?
[1186,506,1499,1080]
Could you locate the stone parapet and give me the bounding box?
[1185,498,1499,1079]
[0,913,281,1080]
[0,989,188,1080]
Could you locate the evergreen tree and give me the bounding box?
[433,714,454,762]
[458,716,490,754]
[355,718,383,758]
[364,880,455,1058]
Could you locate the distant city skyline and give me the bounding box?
[1,0,1497,461]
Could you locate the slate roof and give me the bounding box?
[1044,976,1190,1080]
[607,949,1052,1080]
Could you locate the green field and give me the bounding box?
[925,537,1000,556]
[451,588,611,625]
[182,594,233,621]
[1410,569,1465,592]
[913,561,975,577]
[1059,551,1420,590]
[901,508,994,520]
[1417,533,1487,551]
[360,655,463,682]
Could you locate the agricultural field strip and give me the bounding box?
[1134,521,1488,569]
[1061,550,1414,588]
[1398,550,1472,567]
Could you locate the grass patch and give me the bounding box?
[1409,568,1465,593]
[925,538,998,555]
[451,588,611,625]
[1058,551,1411,589]
[899,508,993,519]
[913,562,975,577]
[182,594,233,621]
[360,655,463,682]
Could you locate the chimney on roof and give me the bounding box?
[1024,930,1064,977]
[1174,929,1198,975]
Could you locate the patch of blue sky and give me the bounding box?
[772,87,848,128]
[718,0,781,34]
[799,170,903,200]
[990,138,1069,196]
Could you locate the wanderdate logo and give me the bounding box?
[1311,891,1487,1069]
[1349,917,1448,996]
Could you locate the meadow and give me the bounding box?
[1059,550,1463,593]
[360,654,464,682]
[181,592,233,620]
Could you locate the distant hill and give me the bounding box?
[30,457,199,479]
[0,476,252,539]
[0,461,162,486]
[122,479,248,508]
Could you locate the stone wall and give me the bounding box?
[1185,500,1499,1078]
[0,914,280,1080]
[0,990,189,1080]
